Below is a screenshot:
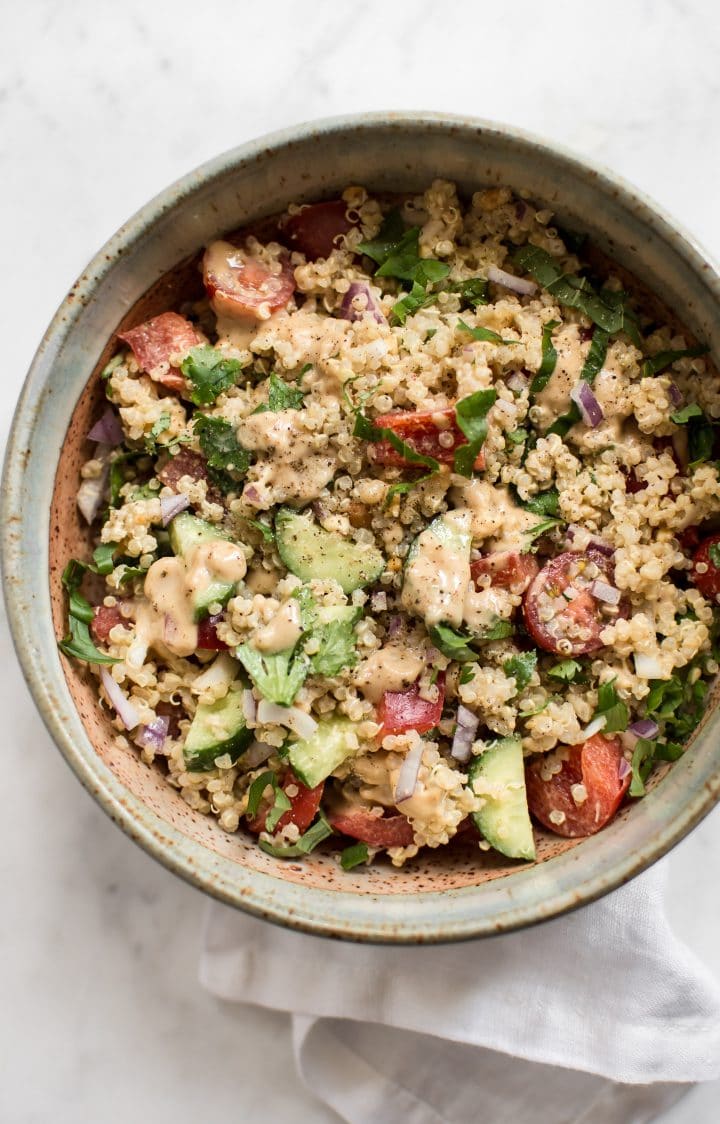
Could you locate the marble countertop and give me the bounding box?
[2,1,720,1120]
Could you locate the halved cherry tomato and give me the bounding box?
[203,240,295,320]
[691,533,720,601]
[525,734,630,837]
[282,200,356,259]
[677,525,701,554]
[522,550,627,656]
[118,312,199,391]
[246,770,324,836]
[197,614,229,650]
[378,674,445,737]
[329,811,414,849]
[91,604,130,644]
[471,551,539,594]
[369,408,485,470]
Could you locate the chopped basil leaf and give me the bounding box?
[253,372,307,413]
[671,402,703,424]
[503,650,537,693]
[520,487,560,518]
[358,212,449,324]
[671,403,717,468]
[593,678,629,733]
[91,542,117,575]
[58,559,120,665]
[475,618,514,641]
[512,246,640,343]
[547,658,583,682]
[642,346,708,378]
[531,319,560,394]
[579,327,610,385]
[247,518,275,544]
[428,623,478,663]
[181,346,243,407]
[341,842,370,871]
[353,410,440,474]
[522,517,563,549]
[459,666,475,685]
[356,209,406,265]
[507,427,529,445]
[391,280,437,326]
[709,543,720,568]
[629,737,655,797]
[457,319,518,346]
[444,277,489,309]
[265,786,293,833]
[453,389,497,476]
[194,414,250,492]
[101,354,124,380]
[259,812,334,858]
[246,770,277,818]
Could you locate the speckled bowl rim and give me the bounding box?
[4,111,720,943]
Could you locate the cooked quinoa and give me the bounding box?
[60,181,720,868]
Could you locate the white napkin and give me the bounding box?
[200,862,720,1123]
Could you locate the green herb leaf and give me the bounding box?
[593,678,629,733]
[341,842,369,870]
[246,770,277,818]
[642,346,708,377]
[629,738,655,797]
[391,280,437,326]
[503,650,537,693]
[444,277,489,309]
[579,327,610,385]
[181,346,243,406]
[58,561,120,665]
[265,786,293,832]
[247,518,275,544]
[459,666,475,685]
[671,402,704,424]
[194,414,250,493]
[522,518,563,549]
[453,388,497,476]
[356,209,407,265]
[428,623,478,663]
[145,412,171,453]
[531,319,560,393]
[101,354,124,380]
[259,812,334,858]
[235,643,309,707]
[109,451,143,507]
[709,543,720,568]
[353,411,440,474]
[507,427,529,445]
[476,619,514,641]
[545,402,581,439]
[547,658,583,682]
[457,319,518,346]
[520,487,560,518]
[253,372,307,413]
[310,611,361,677]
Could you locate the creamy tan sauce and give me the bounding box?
[464,586,511,632]
[534,324,586,426]
[400,509,472,628]
[203,240,281,322]
[238,408,337,507]
[138,540,246,658]
[254,599,303,654]
[451,481,537,551]
[214,313,258,352]
[353,644,425,704]
[245,566,281,594]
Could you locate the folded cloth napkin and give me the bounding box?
[200,862,720,1123]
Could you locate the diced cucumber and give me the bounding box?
[402,510,472,628]
[183,684,253,772]
[275,508,384,595]
[168,511,236,621]
[469,737,536,861]
[288,716,358,789]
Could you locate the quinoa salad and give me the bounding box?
[59,181,720,869]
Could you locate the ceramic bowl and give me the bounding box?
[4,113,720,942]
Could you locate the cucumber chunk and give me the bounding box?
[288,716,358,789]
[275,508,384,595]
[168,512,236,621]
[183,684,252,772]
[469,736,536,861]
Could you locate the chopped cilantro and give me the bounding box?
[459,666,475,685]
[522,518,563,550]
[266,786,293,833]
[236,643,309,707]
[629,738,655,797]
[259,812,334,858]
[356,209,407,265]
[453,389,497,476]
[145,412,171,453]
[310,610,361,677]
[476,619,514,641]
[593,678,629,733]
[642,346,708,378]
[246,770,276,818]
[503,650,537,693]
[444,277,489,309]
[546,404,581,439]
[194,414,250,493]
[530,319,560,394]
[341,842,369,871]
[253,372,306,413]
[357,210,449,325]
[247,518,275,544]
[428,624,478,663]
[671,402,703,424]
[457,319,518,346]
[425,328,438,341]
[520,487,560,518]
[547,658,583,682]
[507,427,529,446]
[181,346,243,407]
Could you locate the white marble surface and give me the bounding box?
[2,1,720,1120]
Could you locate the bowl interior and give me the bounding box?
[9,115,720,940]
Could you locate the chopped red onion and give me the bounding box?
[487,265,537,297]
[668,382,684,409]
[135,715,170,753]
[506,370,528,395]
[618,757,632,781]
[394,740,424,803]
[160,493,190,526]
[386,615,403,640]
[451,705,479,763]
[256,699,318,740]
[629,718,659,740]
[340,282,385,324]
[424,646,440,664]
[243,484,261,506]
[242,689,257,724]
[370,591,387,612]
[570,381,604,427]
[590,579,621,605]
[242,739,275,769]
[579,715,606,740]
[634,652,664,679]
[100,668,141,730]
[88,408,124,446]
[77,474,108,524]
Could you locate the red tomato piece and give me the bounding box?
[369,408,485,470]
[691,534,720,601]
[282,200,356,259]
[378,674,445,737]
[329,811,415,849]
[677,525,701,554]
[522,550,627,656]
[197,614,229,650]
[118,312,198,390]
[202,241,295,320]
[246,770,324,836]
[91,604,130,643]
[525,734,630,837]
[471,551,540,594]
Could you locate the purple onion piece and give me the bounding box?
[136,715,170,753]
[100,668,141,731]
[629,718,660,740]
[486,265,537,297]
[370,591,388,612]
[618,757,632,781]
[506,370,529,395]
[386,615,403,640]
[88,408,124,446]
[451,705,479,763]
[394,740,424,803]
[668,382,684,409]
[590,579,621,605]
[570,380,604,427]
[160,492,190,527]
[340,282,385,324]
